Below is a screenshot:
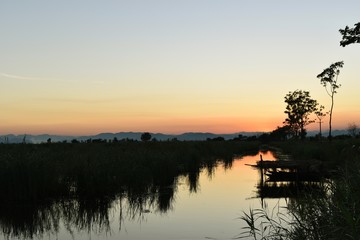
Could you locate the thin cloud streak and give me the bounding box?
[34,97,122,104]
[0,72,66,82]
[0,72,104,85]
[0,72,52,81]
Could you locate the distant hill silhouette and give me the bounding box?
[0,130,350,143]
[0,131,261,143]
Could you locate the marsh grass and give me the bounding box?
[0,140,260,239]
[241,139,360,240]
[272,139,360,169]
[0,141,258,202]
[237,201,291,240]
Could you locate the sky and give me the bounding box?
[1,1,359,135]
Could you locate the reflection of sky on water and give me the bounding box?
[0,151,288,240]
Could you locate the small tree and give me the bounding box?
[141,132,152,142]
[339,22,360,47]
[314,105,327,138]
[347,123,358,138]
[316,61,344,139]
[270,125,291,141]
[284,90,318,140]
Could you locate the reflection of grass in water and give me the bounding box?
[240,139,360,240]
[0,141,260,239]
[257,181,325,199]
[0,198,115,239]
[241,173,360,240]
[0,202,61,239]
[0,141,259,202]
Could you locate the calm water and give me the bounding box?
[1,151,287,240]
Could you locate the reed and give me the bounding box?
[240,139,360,240]
[0,141,259,202]
[0,140,260,239]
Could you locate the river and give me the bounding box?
[1,150,288,240]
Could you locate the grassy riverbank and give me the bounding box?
[272,139,360,168]
[241,139,360,240]
[0,140,260,203]
[0,140,262,239]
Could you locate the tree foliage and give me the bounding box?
[284,90,318,139]
[141,132,152,141]
[270,125,291,141]
[347,123,358,138]
[316,61,344,139]
[314,105,327,138]
[339,22,360,47]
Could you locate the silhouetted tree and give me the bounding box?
[232,134,247,141]
[339,22,360,47]
[270,125,291,141]
[141,132,152,142]
[347,123,358,138]
[284,90,318,140]
[257,133,270,143]
[317,61,344,139]
[207,137,225,141]
[314,105,327,138]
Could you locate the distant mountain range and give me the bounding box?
[0,132,262,144]
[0,129,351,144]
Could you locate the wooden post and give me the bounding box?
[260,154,264,207]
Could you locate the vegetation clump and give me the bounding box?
[240,139,360,240]
[0,140,260,239]
[283,90,318,140]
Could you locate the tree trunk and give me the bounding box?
[329,93,334,140]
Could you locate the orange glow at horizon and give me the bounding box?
[1,1,360,137]
[2,103,357,136]
[1,115,282,135]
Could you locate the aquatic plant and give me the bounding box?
[240,139,360,240]
[0,140,260,239]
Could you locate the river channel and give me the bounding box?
[0,150,288,240]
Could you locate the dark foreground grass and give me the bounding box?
[240,139,360,240]
[0,140,261,238]
[272,139,360,169]
[0,140,259,203]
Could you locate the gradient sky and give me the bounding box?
[1,1,359,135]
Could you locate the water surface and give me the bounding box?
[1,151,286,240]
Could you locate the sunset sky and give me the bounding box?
[1,1,359,135]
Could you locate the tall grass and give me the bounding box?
[0,141,258,202]
[240,139,360,240]
[272,139,360,169]
[238,202,291,240]
[0,140,260,239]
